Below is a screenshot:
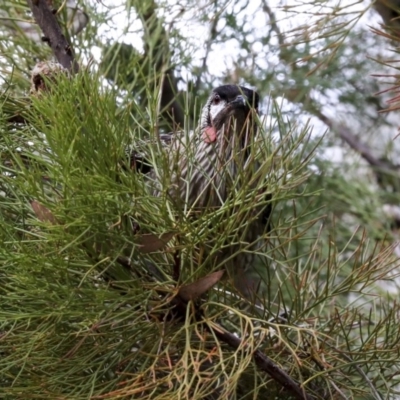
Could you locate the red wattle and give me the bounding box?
[202,126,217,143]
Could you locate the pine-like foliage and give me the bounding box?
[1,1,400,399]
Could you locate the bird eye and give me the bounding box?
[212,95,221,105]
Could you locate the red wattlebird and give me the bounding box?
[135,85,271,296]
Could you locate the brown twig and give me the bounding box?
[208,321,314,400]
[312,107,400,174]
[145,271,314,400]
[167,289,313,399]
[26,0,78,73]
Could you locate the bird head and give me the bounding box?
[200,85,259,145]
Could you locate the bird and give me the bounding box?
[135,85,271,297]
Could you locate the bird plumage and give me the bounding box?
[140,85,269,294]
[156,85,260,209]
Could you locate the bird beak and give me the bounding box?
[230,95,247,108]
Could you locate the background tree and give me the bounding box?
[1,0,400,398]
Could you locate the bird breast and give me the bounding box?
[165,128,239,210]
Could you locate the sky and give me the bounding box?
[85,0,398,165]
[1,0,395,163]
[91,0,379,80]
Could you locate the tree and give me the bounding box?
[1,0,400,398]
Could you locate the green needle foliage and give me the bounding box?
[2,1,400,399]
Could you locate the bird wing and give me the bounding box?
[127,132,175,174]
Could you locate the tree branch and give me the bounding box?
[138,0,184,129]
[263,5,399,181]
[208,321,314,400]
[261,0,286,49]
[168,291,313,399]
[26,0,78,73]
[311,107,400,174]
